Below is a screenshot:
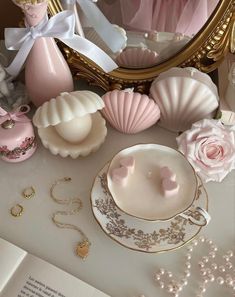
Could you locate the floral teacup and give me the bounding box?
[107,144,210,226]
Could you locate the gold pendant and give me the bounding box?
[76,240,90,259]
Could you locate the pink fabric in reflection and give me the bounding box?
[151,0,188,33]
[98,0,219,36]
[175,0,208,36]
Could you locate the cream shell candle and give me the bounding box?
[150,67,219,132]
[33,91,104,144]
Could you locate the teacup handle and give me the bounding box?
[180,207,211,226]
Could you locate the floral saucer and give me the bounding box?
[91,164,208,253]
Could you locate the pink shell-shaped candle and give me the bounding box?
[101,89,160,134]
[115,47,159,68]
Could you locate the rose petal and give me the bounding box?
[176,118,235,183]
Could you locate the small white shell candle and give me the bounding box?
[33,91,104,143]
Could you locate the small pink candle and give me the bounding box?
[0,107,36,163]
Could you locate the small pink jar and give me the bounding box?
[0,106,37,163]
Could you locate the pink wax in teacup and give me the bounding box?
[107,144,199,221]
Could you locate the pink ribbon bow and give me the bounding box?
[0,105,31,123]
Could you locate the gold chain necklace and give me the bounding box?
[50,177,90,260]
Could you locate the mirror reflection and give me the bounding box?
[73,0,220,69]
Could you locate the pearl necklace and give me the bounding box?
[153,236,234,297]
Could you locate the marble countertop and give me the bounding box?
[0,40,234,296]
[0,109,234,297]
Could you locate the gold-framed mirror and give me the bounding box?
[48,0,235,93]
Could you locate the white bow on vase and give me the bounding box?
[61,0,127,53]
[61,0,86,38]
[4,10,119,77]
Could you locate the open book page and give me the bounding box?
[2,254,109,297]
[0,238,27,293]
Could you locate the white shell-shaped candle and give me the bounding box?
[33,91,104,127]
[33,91,104,143]
[37,112,107,158]
[150,67,219,132]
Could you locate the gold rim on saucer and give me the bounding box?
[90,163,208,254]
[106,143,199,222]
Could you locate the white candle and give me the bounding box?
[54,114,92,143]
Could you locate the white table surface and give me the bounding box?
[0,80,235,297]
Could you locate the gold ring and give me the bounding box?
[22,186,35,199]
[10,204,24,217]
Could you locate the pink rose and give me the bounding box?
[176,119,235,182]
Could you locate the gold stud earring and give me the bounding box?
[10,204,24,217]
[22,186,35,199]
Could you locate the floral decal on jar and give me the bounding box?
[0,137,36,160]
[176,119,235,183]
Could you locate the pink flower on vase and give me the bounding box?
[0,146,8,154]
[176,119,235,183]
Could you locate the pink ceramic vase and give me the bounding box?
[13,0,74,107]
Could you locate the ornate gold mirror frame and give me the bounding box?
[48,0,235,92]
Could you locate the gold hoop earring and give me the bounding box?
[50,177,90,260]
[22,186,35,199]
[10,204,24,217]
